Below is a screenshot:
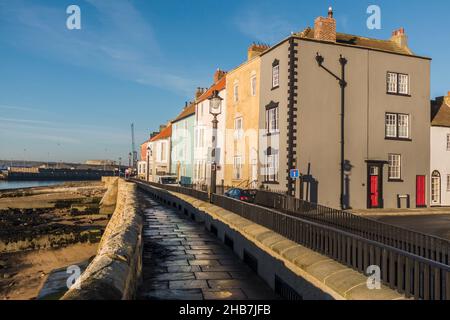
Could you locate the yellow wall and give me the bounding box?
[224,56,261,187]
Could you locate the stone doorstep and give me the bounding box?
[168,190,406,301]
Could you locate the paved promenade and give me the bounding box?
[137,194,278,300]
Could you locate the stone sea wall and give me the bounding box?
[62,179,143,300]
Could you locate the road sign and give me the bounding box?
[290,169,300,179]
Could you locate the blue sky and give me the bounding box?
[0,0,449,163]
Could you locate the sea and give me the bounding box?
[0,180,69,191]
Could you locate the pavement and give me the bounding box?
[137,194,278,300]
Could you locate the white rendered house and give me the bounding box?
[430,93,450,206]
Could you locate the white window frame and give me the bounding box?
[446,134,450,151]
[398,114,409,139]
[387,72,398,93]
[272,65,279,88]
[234,117,243,140]
[266,107,279,134]
[387,72,409,95]
[385,113,397,138]
[233,156,242,180]
[233,83,239,103]
[265,154,279,182]
[385,113,410,139]
[250,75,257,97]
[398,74,409,95]
[447,174,450,192]
[388,154,401,180]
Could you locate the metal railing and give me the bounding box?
[254,190,450,266]
[210,193,450,300]
[134,180,450,300]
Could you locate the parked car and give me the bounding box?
[157,176,178,185]
[224,188,257,203]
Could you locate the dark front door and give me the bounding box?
[367,163,384,209]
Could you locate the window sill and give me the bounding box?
[388,179,404,183]
[271,86,279,91]
[385,137,412,142]
[386,92,411,97]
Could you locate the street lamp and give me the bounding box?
[146,145,152,182]
[208,90,223,196]
[315,52,348,210]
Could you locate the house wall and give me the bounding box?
[430,126,450,206]
[296,39,430,209]
[224,57,261,187]
[171,115,195,182]
[151,138,171,181]
[193,89,227,186]
[259,41,290,192]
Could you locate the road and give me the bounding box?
[137,193,278,300]
[369,214,450,240]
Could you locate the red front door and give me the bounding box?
[370,175,379,208]
[416,175,426,207]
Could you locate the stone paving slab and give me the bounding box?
[137,195,278,300]
[163,189,408,301]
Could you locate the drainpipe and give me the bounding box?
[315,53,348,210]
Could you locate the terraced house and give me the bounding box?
[224,44,267,188]
[193,71,227,188]
[430,92,450,206]
[171,102,195,184]
[258,8,430,210]
[148,124,172,182]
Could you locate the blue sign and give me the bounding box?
[290,169,300,179]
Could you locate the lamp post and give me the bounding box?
[208,90,223,196]
[315,53,348,210]
[146,145,152,182]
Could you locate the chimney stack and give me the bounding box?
[159,124,167,132]
[314,7,336,42]
[445,91,450,106]
[195,87,206,99]
[213,69,226,83]
[247,43,270,61]
[390,28,411,52]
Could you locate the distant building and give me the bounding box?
[430,92,450,206]
[171,102,195,183]
[193,71,227,187]
[85,160,115,166]
[138,140,151,180]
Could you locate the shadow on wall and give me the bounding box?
[300,164,319,204]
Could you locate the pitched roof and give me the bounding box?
[431,97,450,127]
[172,103,195,123]
[196,76,226,104]
[297,27,413,55]
[150,124,172,142]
